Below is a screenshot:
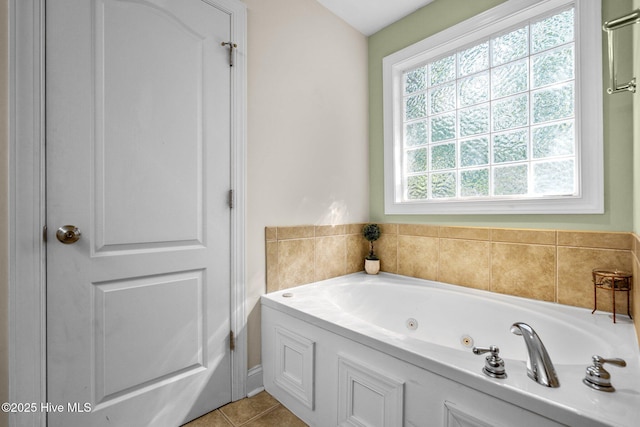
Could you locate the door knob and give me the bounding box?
[56,225,81,244]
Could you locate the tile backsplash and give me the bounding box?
[266,223,640,345]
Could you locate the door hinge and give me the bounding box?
[221,41,237,67]
[43,225,47,242]
[230,330,235,351]
[228,189,234,208]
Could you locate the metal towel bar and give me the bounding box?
[603,9,640,94]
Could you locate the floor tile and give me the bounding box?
[243,405,308,427]
[183,410,232,427]
[218,391,280,425]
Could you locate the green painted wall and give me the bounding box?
[368,0,634,231]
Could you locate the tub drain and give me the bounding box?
[406,318,419,330]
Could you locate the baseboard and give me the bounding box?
[246,364,264,397]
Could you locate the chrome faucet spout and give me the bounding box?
[510,322,560,388]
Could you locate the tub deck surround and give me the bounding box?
[266,224,634,314]
[266,223,640,349]
[261,273,640,427]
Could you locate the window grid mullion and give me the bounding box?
[399,5,577,203]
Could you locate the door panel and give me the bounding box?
[97,0,205,249]
[94,271,204,401]
[46,0,233,425]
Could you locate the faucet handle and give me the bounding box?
[593,355,627,367]
[583,355,626,392]
[473,345,507,379]
[473,345,500,356]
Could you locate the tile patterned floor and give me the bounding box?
[183,391,308,427]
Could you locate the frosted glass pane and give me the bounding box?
[429,54,456,86]
[532,46,574,88]
[492,94,528,131]
[405,121,428,147]
[493,130,528,163]
[460,137,489,167]
[405,66,426,94]
[458,73,489,107]
[459,104,489,137]
[492,60,528,99]
[405,93,426,121]
[430,113,456,142]
[532,83,574,124]
[407,175,428,200]
[533,121,574,158]
[492,27,528,66]
[431,143,456,170]
[406,148,427,173]
[531,8,574,53]
[431,172,456,198]
[461,168,489,197]
[429,83,456,114]
[494,164,528,195]
[458,42,489,77]
[533,160,574,194]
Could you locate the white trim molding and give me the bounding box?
[9,3,248,427]
[9,1,46,426]
[246,365,264,398]
[218,0,249,402]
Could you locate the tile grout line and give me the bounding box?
[216,409,235,427]
[233,403,282,427]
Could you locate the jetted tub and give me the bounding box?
[261,272,640,427]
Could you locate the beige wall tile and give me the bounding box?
[266,241,279,293]
[439,226,490,241]
[346,234,368,273]
[277,239,315,289]
[265,227,277,242]
[379,223,398,234]
[557,247,632,312]
[398,235,438,280]
[491,228,556,245]
[398,224,439,238]
[277,226,314,240]
[439,239,490,290]
[557,231,632,250]
[377,233,398,273]
[346,223,367,235]
[491,243,556,302]
[315,224,345,237]
[315,235,346,281]
[265,224,637,324]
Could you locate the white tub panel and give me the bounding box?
[262,273,640,427]
[337,355,404,427]
[274,327,315,410]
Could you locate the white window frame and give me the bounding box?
[383,0,603,215]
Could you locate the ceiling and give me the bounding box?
[316,0,435,36]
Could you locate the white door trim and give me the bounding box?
[8,1,247,425]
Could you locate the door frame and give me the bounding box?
[8,1,248,425]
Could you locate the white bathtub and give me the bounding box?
[261,273,640,427]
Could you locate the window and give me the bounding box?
[383,0,603,214]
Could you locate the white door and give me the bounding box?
[46,1,234,426]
